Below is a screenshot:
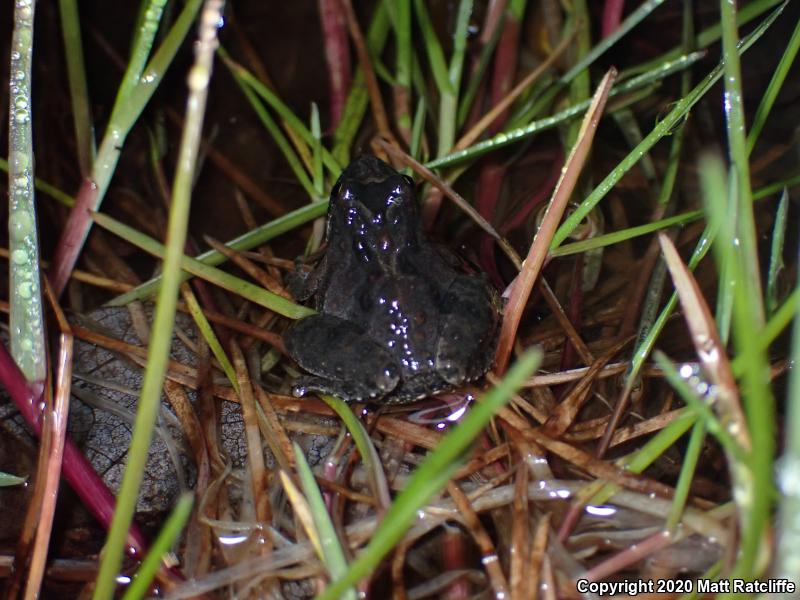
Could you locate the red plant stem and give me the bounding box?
[559,253,585,374]
[500,154,561,235]
[475,7,524,283]
[49,177,98,298]
[0,343,148,557]
[487,10,521,135]
[601,0,626,39]
[318,0,352,128]
[476,162,508,287]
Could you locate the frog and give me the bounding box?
[283,154,501,404]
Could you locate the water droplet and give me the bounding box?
[11,151,28,171]
[14,108,29,123]
[10,211,33,241]
[11,249,27,265]
[18,281,32,299]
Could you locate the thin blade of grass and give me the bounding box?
[665,420,705,532]
[226,66,315,198]
[552,2,785,250]
[180,284,239,394]
[107,200,328,306]
[58,0,95,175]
[316,349,542,600]
[427,49,706,169]
[321,395,391,509]
[654,352,745,463]
[0,472,26,486]
[720,0,763,325]
[292,444,357,600]
[551,209,704,257]
[92,3,222,596]
[436,0,472,155]
[49,0,203,296]
[699,153,775,582]
[120,493,194,600]
[412,0,455,96]
[746,11,800,155]
[495,69,616,374]
[92,211,314,320]
[658,233,750,450]
[766,190,789,315]
[775,257,800,583]
[220,50,341,177]
[8,0,45,383]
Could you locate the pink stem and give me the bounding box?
[601,0,626,39]
[49,177,98,298]
[0,343,148,557]
[318,0,352,128]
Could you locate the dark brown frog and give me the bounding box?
[283,155,500,404]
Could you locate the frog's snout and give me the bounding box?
[344,154,396,184]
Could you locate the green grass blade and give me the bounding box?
[292,444,356,600]
[182,287,239,394]
[220,49,341,178]
[230,71,315,198]
[316,349,542,600]
[698,153,775,582]
[8,0,45,383]
[52,0,203,296]
[746,15,800,155]
[409,97,426,164]
[654,353,745,463]
[436,0,472,155]
[766,190,789,315]
[58,0,95,175]
[426,50,706,170]
[92,1,220,595]
[562,0,668,84]
[0,472,27,487]
[107,200,328,306]
[551,210,704,257]
[110,0,167,115]
[775,272,800,583]
[120,493,194,600]
[0,157,75,207]
[665,420,705,531]
[551,3,784,250]
[92,211,314,320]
[412,0,455,96]
[321,395,391,508]
[719,0,763,326]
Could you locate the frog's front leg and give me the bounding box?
[287,254,328,302]
[435,275,500,384]
[284,314,400,402]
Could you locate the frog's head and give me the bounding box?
[330,155,418,233]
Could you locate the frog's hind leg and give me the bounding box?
[284,314,400,402]
[435,275,500,385]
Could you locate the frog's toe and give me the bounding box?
[292,375,379,403]
[436,359,468,386]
